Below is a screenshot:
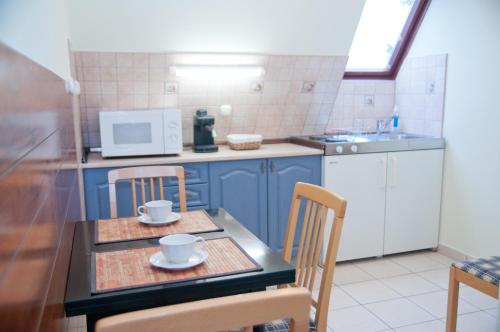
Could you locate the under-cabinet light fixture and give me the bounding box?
[171,65,265,79]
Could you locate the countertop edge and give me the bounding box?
[82,143,323,169]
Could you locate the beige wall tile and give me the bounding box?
[75,51,347,147]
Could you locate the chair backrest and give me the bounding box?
[281,182,347,332]
[108,165,187,218]
[95,288,311,332]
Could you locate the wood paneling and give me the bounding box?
[0,43,80,332]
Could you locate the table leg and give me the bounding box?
[86,313,104,332]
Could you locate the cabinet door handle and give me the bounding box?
[389,157,397,188]
[260,161,266,174]
[270,161,276,173]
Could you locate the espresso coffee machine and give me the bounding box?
[193,109,218,153]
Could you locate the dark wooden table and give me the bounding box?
[64,208,295,331]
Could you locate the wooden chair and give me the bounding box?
[275,182,347,332]
[108,165,187,218]
[94,288,312,332]
[446,257,500,332]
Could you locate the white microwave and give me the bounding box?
[99,109,183,157]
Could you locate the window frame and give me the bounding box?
[344,0,432,80]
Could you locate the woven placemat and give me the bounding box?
[95,210,223,244]
[92,237,262,294]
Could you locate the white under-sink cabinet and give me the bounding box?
[323,153,387,261]
[384,150,444,255]
[322,149,443,262]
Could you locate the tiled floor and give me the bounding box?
[66,250,498,332]
[322,251,498,332]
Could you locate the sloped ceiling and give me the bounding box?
[0,0,72,79]
[68,0,366,55]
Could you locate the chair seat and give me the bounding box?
[453,256,500,286]
[264,318,317,332]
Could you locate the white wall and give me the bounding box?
[68,0,365,55]
[0,0,72,79]
[407,0,500,257]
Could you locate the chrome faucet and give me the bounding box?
[376,116,393,135]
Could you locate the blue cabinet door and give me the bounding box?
[209,159,268,242]
[267,156,322,254]
[83,163,209,220]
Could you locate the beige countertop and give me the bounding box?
[82,143,323,169]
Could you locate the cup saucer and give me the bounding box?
[138,212,181,226]
[149,250,208,270]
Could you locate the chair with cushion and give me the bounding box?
[95,288,311,332]
[446,256,500,332]
[108,165,187,218]
[265,182,347,332]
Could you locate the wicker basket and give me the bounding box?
[227,134,262,151]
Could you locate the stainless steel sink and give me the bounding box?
[357,132,429,141]
[291,132,445,155]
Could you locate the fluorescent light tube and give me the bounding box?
[171,65,265,79]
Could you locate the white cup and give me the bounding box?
[159,234,205,263]
[138,200,172,222]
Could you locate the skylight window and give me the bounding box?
[345,0,430,79]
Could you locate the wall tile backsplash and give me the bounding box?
[74,52,347,147]
[74,51,447,148]
[395,54,447,136]
[327,80,395,133]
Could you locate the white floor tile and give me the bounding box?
[484,308,497,318]
[459,286,499,310]
[390,253,446,273]
[381,274,441,296]
[314,287,358,310]
[407,290,480,318]
[394,319,445,332]
[456,311,497,332]
[334,263,374,285]
[364,298,435,328]
[328,305,390,332]
[341,280,401,304]
[422,252,456,266]
[417,268,450,289]
[355,258,412,279]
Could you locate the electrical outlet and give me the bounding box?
[364,95,375,106]
[165,82,178,94]
[301,81,315,93]
[250,81,264,93]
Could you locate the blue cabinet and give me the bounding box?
[83,163,209,220]
[267,156,322,253]
[208,155,321,250]
[209,159,268,241]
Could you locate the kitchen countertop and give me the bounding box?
[82,143,323,168]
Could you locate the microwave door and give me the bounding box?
[100,111,165,157]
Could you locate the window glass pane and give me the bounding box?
[346,0,416,72]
